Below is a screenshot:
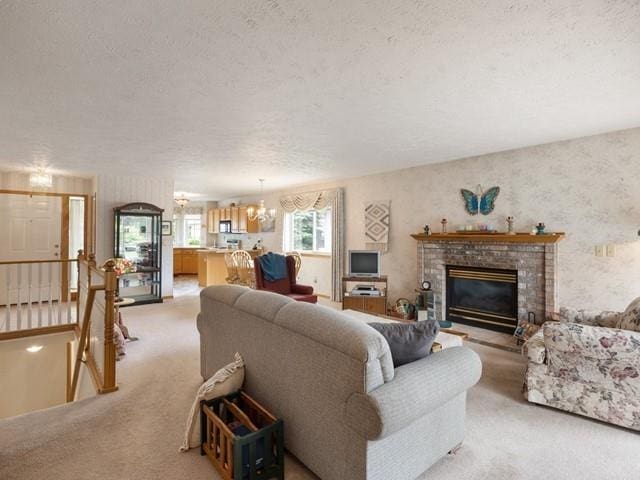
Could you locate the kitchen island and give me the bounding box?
[197,249,263,287]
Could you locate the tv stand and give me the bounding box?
[342,275,387,315]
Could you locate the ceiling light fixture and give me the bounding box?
[247,179,276,222]
[29,168,53,188]
[26,345,43,353]
[174,194,190,209]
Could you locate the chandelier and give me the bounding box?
[29,167,53,188]
[247,179,276,222]
[174,194,190,209]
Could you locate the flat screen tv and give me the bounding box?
[349,250,381,277]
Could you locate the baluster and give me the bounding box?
[38,263,43,327]
[48,262,53,326]
[66,262,72,324]
[3,266,9,332]
[16,263,22,331]
[27,263,33,329]
[57,262,63,325]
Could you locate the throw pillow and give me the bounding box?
[617,297,640,332]
[368,320,439,367]
[179,352,245,452]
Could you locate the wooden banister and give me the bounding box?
[0,259,78,266]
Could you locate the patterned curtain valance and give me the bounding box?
[279,189,337,213]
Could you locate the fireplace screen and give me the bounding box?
[446,266,517,333]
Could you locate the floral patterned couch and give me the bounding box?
[524,298,640,430]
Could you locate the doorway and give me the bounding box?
[0,192,88,306]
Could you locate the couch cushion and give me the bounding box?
[617,297,640,332]
[368,320,439,367]
[233,289,293,322]
[274,301,395,386]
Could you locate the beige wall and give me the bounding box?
[222,127,640,312]
[0,171,92,195]
[94,174,174,298]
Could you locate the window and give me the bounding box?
[173,213,203,246]
[283,208,332,253]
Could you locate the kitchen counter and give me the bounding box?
[197,249,263,287]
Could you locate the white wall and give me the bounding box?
[94,174,174,298]
[222,127,640,312]
[0,171,92,195]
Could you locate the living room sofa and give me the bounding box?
[197,285,482,480]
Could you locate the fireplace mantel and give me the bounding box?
[411,232,565,244]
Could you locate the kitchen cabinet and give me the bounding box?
[173,248,198,275]
[238,206,248,233]
[207,209,220,234]
[205,205,259,234]
[231,207,240,232]
[246,205,259,233]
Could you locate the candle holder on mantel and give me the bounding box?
[441,218,448,234]
[506,216,516,235]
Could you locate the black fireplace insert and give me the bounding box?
[446,265,518,333]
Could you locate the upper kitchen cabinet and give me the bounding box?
[206,205,259,234]
[207,208,220,234]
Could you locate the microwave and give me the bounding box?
[219,220,232,233]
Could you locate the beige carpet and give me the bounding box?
[1,285,638,480]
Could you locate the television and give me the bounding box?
[349,250,381,277]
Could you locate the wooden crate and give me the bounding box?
[200,391,284,480]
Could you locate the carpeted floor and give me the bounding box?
[1,285,638,480]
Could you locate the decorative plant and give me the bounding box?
[111,258,136,277]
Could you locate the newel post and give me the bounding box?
[101,259,118,393]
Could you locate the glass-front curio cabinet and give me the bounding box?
[114,202,164,305]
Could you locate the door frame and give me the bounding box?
[0,189,93,301]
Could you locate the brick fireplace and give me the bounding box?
[412,233,564,332]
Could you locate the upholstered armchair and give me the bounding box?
[254,255,317,303]
[524,302,640,431]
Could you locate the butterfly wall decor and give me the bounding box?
[460,185,500,216]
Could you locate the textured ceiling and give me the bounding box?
[1,1,639,199]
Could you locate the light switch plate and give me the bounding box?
[595,245,605,257]
[606,245,616,257]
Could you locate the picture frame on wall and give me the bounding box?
[259,216,276,233]
[161,221,172,236]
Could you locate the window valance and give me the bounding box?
[279,189,338,213]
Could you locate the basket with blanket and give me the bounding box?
[200,391,284,480]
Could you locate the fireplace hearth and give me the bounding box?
[446,266,518,333]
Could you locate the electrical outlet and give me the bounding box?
[595,245,605,257]
[606,245,616,257]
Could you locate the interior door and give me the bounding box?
[0,194,62,305]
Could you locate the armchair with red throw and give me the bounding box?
[254,255,317,303]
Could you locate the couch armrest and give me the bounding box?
[544,322,640,360]
[543,322,640,395]
[558,307,620,328]
[291,283,314,295]
[525,329,546,364]
[344,347,481,440]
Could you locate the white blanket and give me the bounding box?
[179,352,245,452]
